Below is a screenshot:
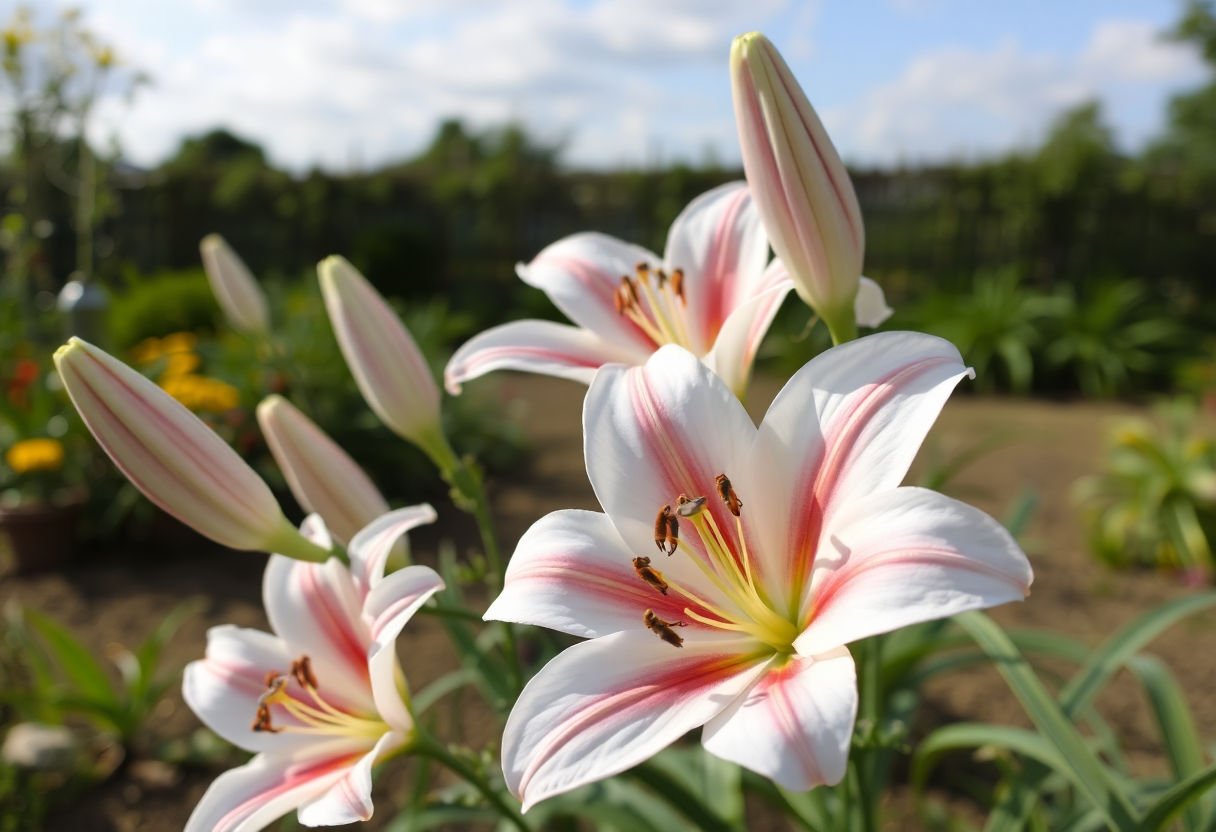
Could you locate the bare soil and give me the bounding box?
[3,374,1214,831]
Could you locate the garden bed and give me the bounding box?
[4,375,1214,830]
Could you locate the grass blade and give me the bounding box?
[1140,761,1216,831]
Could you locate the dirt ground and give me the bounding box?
[3,373,1214,831]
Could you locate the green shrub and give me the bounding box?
[107,268,221,349]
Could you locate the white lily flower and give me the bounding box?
[486,333,1032,809]
[200,234,270,335]
[183,508,442,832]
[445,182,793,398]
[54,338,323,561]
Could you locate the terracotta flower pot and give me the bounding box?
[0,495,85,576]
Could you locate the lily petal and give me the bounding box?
[795,487,1033,656]
[854,277,892,328]
[257,396,390,547]
[662,181,769,352]
[200,234,270,336]
[518,232,660,353]
[347,505,438,596]
[183,625,314,755]
[363,565,444,733]
[701,647,856,790]
[754,331,972,594]
[584,345,757,569]
[444,320,647,394]
[263,556,373,713]
[704,268,793,397]
[296,731,403,827]
[502,630,770,811]
[484,509,718,639]
[184,743,366,832]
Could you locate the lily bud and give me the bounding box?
[731,32,864,342]
[199,234,270,335]
[256,394,391,547]
[318,256,443,454]
[54,338,326,561]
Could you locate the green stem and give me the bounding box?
[427,434,522,696]
[412,730,532,832]
[824,308,858,346]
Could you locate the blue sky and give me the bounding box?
[40,0,1209,171]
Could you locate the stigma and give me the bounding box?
[632,473,799,652]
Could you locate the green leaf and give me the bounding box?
[626,759,740,832]
[954,611,1140,831]
[1126,655,1207,829]
[913,724,1068,792]
[413,668,481,715]
[1140,761,1216,831]
[1059,592,1216,718]
[23,608,116,706]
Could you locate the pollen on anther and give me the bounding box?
[291,655,318,689]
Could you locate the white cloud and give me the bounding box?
[831,18,1207,165]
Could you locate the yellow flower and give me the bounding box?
[162,351,202,379]
[130,337,165,365]
[6,439,64,475]
[161,332,199,354]
[160,375,240,413]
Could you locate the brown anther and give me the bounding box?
[614,285,626,314]
[643,608,687,648]
[620,276,639,306]
[676,494,707,518]
[670,268,685,302]
[291,655,318,689]
[715,474,742,516]
[632,556,669,595]
[251,701,280,733]
[655,268,668,288]
[263,670,281,689]
[654,505,678,554]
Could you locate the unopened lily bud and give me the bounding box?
[199,234,270,335]
[54,338,326,561]
[731,32,864,342]
[256,394,391,547]
[318,256,443,454]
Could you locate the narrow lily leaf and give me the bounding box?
[25,608,115,706]
[1140,762,1216,831]
[1126,655,1207,830]
[740,771,827,831]
[954,611,1140,832]
[625,761,739,832]
[912,723,1069,794]
[1059,592,1216,717]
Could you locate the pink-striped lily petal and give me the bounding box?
[662,181,769,353]
[257,396,390,547]
[296,732,404,826]
[184,742,365,832]
[347,504,438,596]
[183,625,315,755]
[484,509,722,639]
[701,647,856,790]
[517,232,661,353]
[584,345,758,573]
[319,256,443,450]
[363,565,444,732]
[503,630,771,811]
[854,277,892,329]
[704,270,793,397]
[263,556,374,714]
[444,320,647,395]
[54,338,292,554]
[753,331,972,598]
[796,487,1033,656]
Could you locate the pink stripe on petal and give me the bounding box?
[213,752,361,831]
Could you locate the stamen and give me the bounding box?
[643,608,686,648]
[670,269,685,302]
[676,494,707,517]
[632,556,669,595]
[291,655,318,689]
[715,473,742,516]
[654,505,678,555]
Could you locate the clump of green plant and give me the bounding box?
[1074,400,1216,580]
